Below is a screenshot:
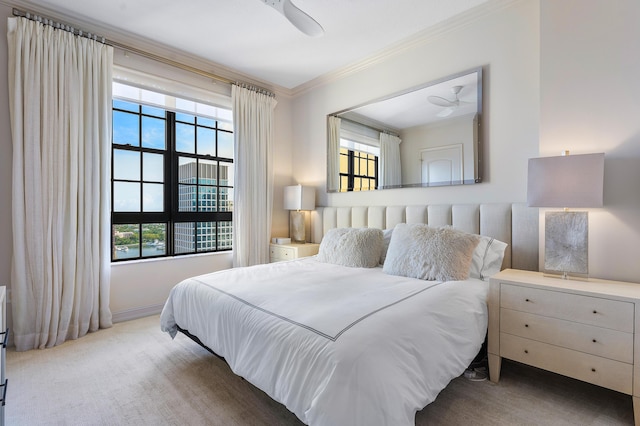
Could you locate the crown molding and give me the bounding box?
[289,0,524,97]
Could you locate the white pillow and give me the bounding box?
[317,228,383,268]
[379,228,394,265]
[470,236,508,280]
[383,223,480,281]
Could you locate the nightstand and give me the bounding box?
[269,243,320,262]
[488,269,640,425]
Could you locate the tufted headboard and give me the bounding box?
[310,203,539,272]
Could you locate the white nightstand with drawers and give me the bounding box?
[488,269,640,425]
[269,243,320,263]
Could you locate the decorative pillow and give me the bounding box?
[382,223,480,281]
[470,236,508,280]
[317,228,384,268]
[379,228,394,265]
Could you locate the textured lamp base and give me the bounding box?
[290,211,306,243]
[544,211,588,277]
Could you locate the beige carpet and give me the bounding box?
[6,315,634,425]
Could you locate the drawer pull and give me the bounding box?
[524,350,529,354]
[592,339,597,343]
[525,298,531,302]
[591,368,596,372]
[524,324,529,328]
[593,310,598,314]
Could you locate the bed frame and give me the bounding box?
[310,203,539,272]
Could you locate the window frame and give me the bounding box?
[339,147,379,192]
[111,97,234,262]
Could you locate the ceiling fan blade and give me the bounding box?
[282,0,324,37]
[428,95,456,107]
[436,108,455,118]
[262,0,324,37]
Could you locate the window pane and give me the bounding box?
[141,105,165,118]
[354,177,362,191]
[141,223,166,257]
[174,222,195,254]
[218,120,233,132]
[199,186,216,212]
[178,184,197,212]
[113,182,140,212]
[218,131,234,159]
[178,157,197,184]
[113,149,140,181]
[143,152,164,182]
[220,187,233,212]
[219,161,234,187]
[176,122,195,153]
[359,158,367,175]
[340,176,348,192]
[113,100,138,113]
[142,116,166,149]
[113,224,139,260]
[113,111,139,146]
[368,160,376,177]
[198,117,215,127]
[197,222,216,252]
[176,112,195,124]
[197,127,215,156]
[218,221,233,249]
[143,183,163,212]
[199,159,217,185]
[340,153,348,173]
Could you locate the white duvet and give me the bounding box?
[160,257,488,426]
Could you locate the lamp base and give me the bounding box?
[544,211,589,276]
[290,211,307,244]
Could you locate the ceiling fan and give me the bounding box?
[427,85,470,117]
[261,0,325,37]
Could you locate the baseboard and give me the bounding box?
[112,303,164,323]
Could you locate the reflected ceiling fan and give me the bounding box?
[261,0,325,37]
[427,85,471,117]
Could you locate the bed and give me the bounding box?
[160,203,539,426]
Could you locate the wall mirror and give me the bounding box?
[326,67,483,192]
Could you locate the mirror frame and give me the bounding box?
[327,66,483,192]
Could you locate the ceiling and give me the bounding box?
[19,0,488,91]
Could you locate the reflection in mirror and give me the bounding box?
[327,67,482,192]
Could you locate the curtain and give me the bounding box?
[327,116,341,192]
[7,17,113,351]
[232,85,278,267]
[379,133,402,188]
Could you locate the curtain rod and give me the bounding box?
[11,7,275,97]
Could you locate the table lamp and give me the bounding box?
[527,151,604,279]
[284,185,315,243]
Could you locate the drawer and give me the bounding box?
[270,246,294,261]
[500,333,633,395]
[500,308,633,363]
[501,284,634,332]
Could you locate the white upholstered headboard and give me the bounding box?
[310,203,539,272]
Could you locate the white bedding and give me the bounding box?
[160,257,488,426]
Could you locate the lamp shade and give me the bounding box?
[284,185,315,211]
[527,153,604,208]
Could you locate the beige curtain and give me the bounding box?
[379,133,402,188]
[7,17,113,351]
[232,85,278,267]
[327,116,341,192]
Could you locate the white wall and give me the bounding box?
[401,115,476,185]
[539,0,640,283]
[291,0,540,208]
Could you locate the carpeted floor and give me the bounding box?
[6,315,634,425]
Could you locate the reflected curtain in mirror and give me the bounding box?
[379,133,402,187]
[327,116,341,192]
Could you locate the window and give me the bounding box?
[111,83,233,261]
[339,140,379,192]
